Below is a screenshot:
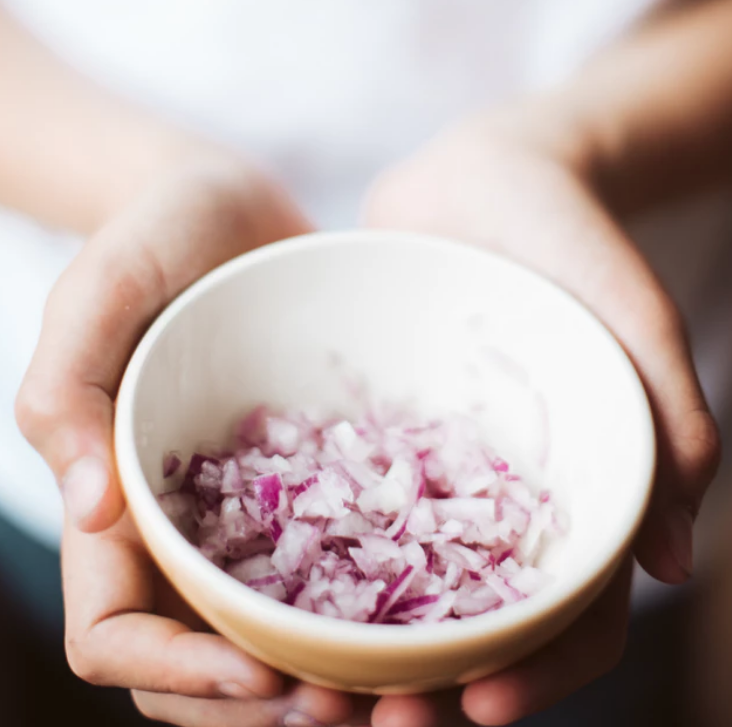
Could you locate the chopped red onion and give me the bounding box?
[253,473,284,516]
[370,564,416,623]
[388,594,440,616]
[163,452,182,478]
[220,459,244,493]
[160,403,563,624]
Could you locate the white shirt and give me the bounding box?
[2,0,729,591]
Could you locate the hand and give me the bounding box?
[63,514,357,727]
[15,157,356,727]
[16,155,445,727]
[363,110,721,724]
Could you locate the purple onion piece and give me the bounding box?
[285,581,306,606]
[270,520,283,543]
[387,594,440,616]
[181,453,221,493]
[163,452,182,478]
[253,473,283,516]
[246,574,284,588]
[370,565,415,623]
[293,474,318,499]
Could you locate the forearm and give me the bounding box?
[497,0,732,216]
[0,7,227,234]
[579,0,732,213]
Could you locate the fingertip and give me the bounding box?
[224,644,284,700]
[676,407,721,486]
[290,683,354,725]
[636,552,689,587]
[372,694,439,727]
[253,665,285,700]
[634,510,692,586]
[462,679,521,726]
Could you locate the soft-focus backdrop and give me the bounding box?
[0,1,730,725]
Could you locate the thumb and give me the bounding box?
[14,222,165,531]
[16,373,124,533]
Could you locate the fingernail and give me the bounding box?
[666,507,694,579]
[61,456,108,526]
[283,711,326,727]
[218,681,254,699]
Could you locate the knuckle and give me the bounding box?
[65,634,104,686]
[692,409,721,465]
[636,292,685,346]
[659,298,685,335]
[684,409,722,487]
[44,272,69,311]
[14,380,57,446]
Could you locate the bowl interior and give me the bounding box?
[126,231,653,614]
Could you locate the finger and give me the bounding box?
[133,690,282,727]
[132,682,353,727]
[285,683,354,727]
[15,162,311,532]
[461,557,633,726]
[633,394,720,584]
[62,514,282,698]
[372,694,441,727]
[133,690,283,727]
[549,199,721,584]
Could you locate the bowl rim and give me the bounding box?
[114,229,656,648]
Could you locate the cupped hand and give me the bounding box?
[363,112,720,724]
[15,158,359,726]
[17,156,312,533]
[63,513,356,727]
[16,155,444,727]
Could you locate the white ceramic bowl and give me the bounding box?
[114,230,655,694]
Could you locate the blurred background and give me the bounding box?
[0,1,730,725]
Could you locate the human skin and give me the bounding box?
[5,1,732,725]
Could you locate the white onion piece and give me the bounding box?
[161,403,563,624]
[271,521,321,577]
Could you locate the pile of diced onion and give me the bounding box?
[159,404,561,624]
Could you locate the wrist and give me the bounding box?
[463,92,602,181]
[92,130,268,234]
[466,89,642,216]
